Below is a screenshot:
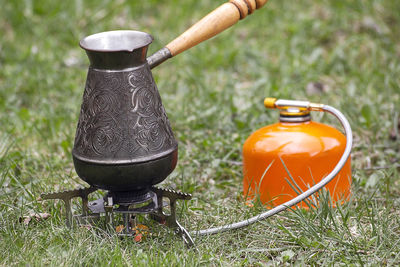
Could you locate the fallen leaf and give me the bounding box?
[116,225,125,233]
[135,224,149,231]
[22,216,31,226]
[132,224,150,241]
[134,233,143,242]
[134,224,149,235]
[34,213,51,220]
[19,212,51,225]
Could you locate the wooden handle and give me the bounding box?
[166,0,269,56]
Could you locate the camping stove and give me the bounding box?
[41,186,194,246]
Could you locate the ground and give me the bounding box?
[1,0,400,266]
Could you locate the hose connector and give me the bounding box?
[264,97,325,112]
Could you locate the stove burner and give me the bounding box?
[106,189,156,206]
[41,186,194,247]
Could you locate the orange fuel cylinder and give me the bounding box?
[243,102,351,208]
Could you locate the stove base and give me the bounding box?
[41,186,194,247]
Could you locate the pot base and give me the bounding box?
[73,149,178,192]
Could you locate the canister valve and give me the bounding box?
[264,97,325,112]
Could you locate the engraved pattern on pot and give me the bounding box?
[73,65,177,163]
[91,114,124,155]
[74,71,125,157]
[128,68,175,153]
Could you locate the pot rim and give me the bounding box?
[79,30,154,53]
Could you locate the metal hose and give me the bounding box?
[191,104,352,236]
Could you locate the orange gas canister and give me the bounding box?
[243,98,351,207]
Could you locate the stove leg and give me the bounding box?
[123,213,130,234]
[81,195,89,216]
[175,221,195,247]
[104,205,113,230]
[41,187,98,228]
[62,199,72,228]
[150,189,195,247]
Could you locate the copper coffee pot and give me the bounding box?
[73,0,269,192]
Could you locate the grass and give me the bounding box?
[1,0,400,265]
